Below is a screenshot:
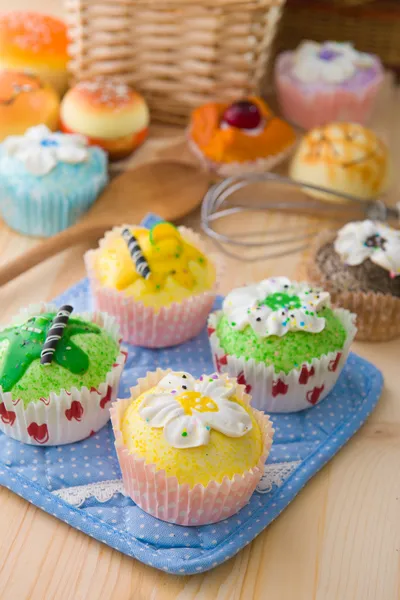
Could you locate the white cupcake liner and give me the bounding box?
[85,225,221,348]
[207,308,357,413]
[111,369,274,526]
[187,133,295,178]
[0,303,126,446]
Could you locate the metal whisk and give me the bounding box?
[201,172,400,261]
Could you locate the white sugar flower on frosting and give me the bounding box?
[139,372,252,449]
[292,41,375,84]
[3,124,88,176]
[223,277,330,338]
[334,220,400,277]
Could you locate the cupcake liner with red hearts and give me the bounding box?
[0,303,127,446]
[111,369,274,526]
[207,308,357,413]
[84,225,221,348]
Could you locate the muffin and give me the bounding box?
[0,124,108,237]
[290,122,390,203]
[0,303,126,445]
[0,12,69,96]
[0,70,59,142]
[306,220,400,342]
[275,41,384,130]
[111,369,273,525]
[60,79,150,161]
[85,222,219,347]
[188,97,296,177]
[208,277,357,412]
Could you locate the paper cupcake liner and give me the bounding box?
[111,369,274,526]
[0,152,108,237]
[207,307,357,413]
[85,225,221,348]
[187,132,295,178]
[274,54,384,130]
[0,303,126,446]
[305,230,400,342]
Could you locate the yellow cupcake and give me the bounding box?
[112,369,274,525]
[94,222,216,310]
[121,371,263,487]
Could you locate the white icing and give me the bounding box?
[138,372,252,449]
[2,125,89,176]
[292,41,375,84]
[334,220,400,276]
[223,277,330,338]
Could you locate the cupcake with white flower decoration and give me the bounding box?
[208,277,356,412]
[275,41,384,129]
[111,369,273,525]
[306,220,400,341]
[0,124,108,236]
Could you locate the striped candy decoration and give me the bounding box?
[121,228,151,280]
[40,305,74,366]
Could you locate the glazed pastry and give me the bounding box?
[275,41,384,129]
[306,220,400,341]
[188,97,296,177]
[85,222,219,347]
[111,369,273,525]
[0,71,59,142]
[290,123,390,202]
[208,277,356,412]
[0,303,126,445]
[60,79,150,160]
[0,12,69,96]
[0,124,108,237]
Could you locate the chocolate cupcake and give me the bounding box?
[306,220,400,341]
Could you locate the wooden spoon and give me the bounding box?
[0,160,210,287]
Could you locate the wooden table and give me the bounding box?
[1,2,400,599]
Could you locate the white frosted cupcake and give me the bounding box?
[111,369,274,525]
[208,277,356,412]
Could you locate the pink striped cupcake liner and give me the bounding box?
[0,303,126,446]
[111,369,274,526]
[85,225,221,348]
[207,308,357,413]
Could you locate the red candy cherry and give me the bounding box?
[222,100,262,130]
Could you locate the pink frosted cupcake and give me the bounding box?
[85,222,219,348]
[275,41,384,130]
[111,369,273,525]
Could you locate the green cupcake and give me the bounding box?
[0,304,126,445]
[208,278,356,413]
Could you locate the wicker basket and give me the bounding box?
[66,0,285,125]
[273,1,400,70]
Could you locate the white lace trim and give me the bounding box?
[53,479,126,507]
[256,460,301,494]
[52,461,301,506]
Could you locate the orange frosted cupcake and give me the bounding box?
[60,79,150,161]
[188,97,296,177]
[0,71,59,142]
[0,12,68,96]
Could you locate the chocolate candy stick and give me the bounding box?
[121,228,151,280]
[40,305,74,366]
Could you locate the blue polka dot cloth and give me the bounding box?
[0,217,383,575]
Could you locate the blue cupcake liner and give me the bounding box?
[0,149,108,237]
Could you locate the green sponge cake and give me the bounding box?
[0,304,125,445]
[208,277,356,413]
[216,307,346,375]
